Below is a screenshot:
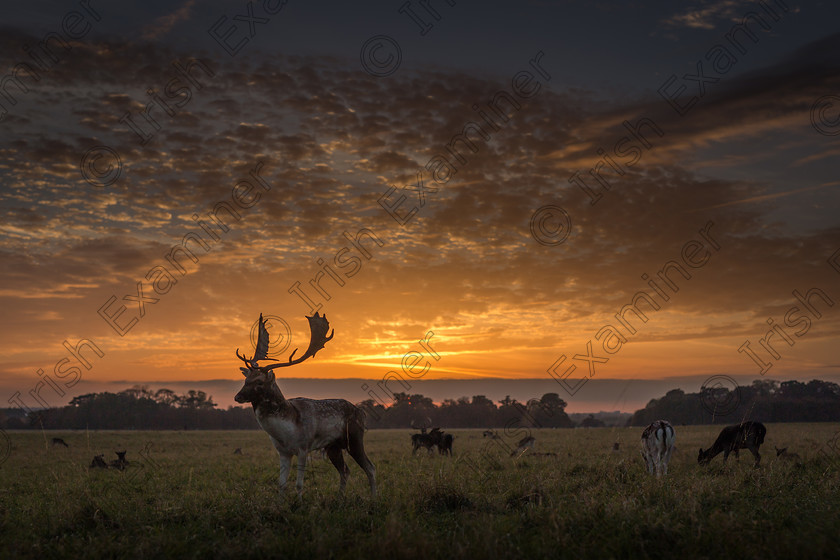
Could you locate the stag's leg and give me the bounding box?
[295,453,307,496]
[347,429,377,498]
[276,453,291,495]
[326,445,350,494]
[269,438,292,496]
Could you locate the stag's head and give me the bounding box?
[235,313,334,403]
[697,447,711,465]
[235,368,276,404]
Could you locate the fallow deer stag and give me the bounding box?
[234,313,377,498]
[641,420,676,476]
[698,421,766,468]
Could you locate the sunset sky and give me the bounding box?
[1,0,839,413]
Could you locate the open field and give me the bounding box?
[2,424,839,559]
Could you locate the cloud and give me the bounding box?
[139,0,197,42]
[661,1,742,30]
[1,28,839,399]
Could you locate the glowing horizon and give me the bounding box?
[1,1,839,415]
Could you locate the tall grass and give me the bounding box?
[1,424,838,559]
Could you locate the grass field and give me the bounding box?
[2,424,839,559]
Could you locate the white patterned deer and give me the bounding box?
[234,313,376,498]
[641,420,676,476]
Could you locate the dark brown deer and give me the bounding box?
[51,437,69,448]
[438,433,453,456]
[641,420,675,476]
[411,427,443,455]
[511,436,536,457]
[89,454,108,469]
[234,313,376,498]
[698,421,766,467]
[109,450,128,470]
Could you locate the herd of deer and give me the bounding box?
[410,427,454,456]
[230,314,801,496]
[51,438,132,470]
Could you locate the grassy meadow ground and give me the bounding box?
[1,424,839,559]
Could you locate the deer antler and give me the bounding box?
[236,348,255,369]
[254,313,271,362]
[236,313,277,372]
[262,312,334,370]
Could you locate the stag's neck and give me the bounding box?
[253,381,288,417]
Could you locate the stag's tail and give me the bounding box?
[343,403,367,447]
[661,424,675,455]
[352,405,367,430]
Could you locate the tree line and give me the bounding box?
[0,387,575,430]
[2,379,838,430]
[359,392,575,429]
[1,387,257,430]
[627,379,840,426]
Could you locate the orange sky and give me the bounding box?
[2,1,840,413]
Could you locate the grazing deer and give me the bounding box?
[235,313,376,498]
[698,421,766,467]
[89,454,108,469]
[641,420,676,476]
[511,436,536,457]
[51,437,69,448]
[775,446,801,462]
[109,450,129,470]
[612,442,620,452]
[438,433,454,456]
[411,427,443,455]
[233,447,243,455]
